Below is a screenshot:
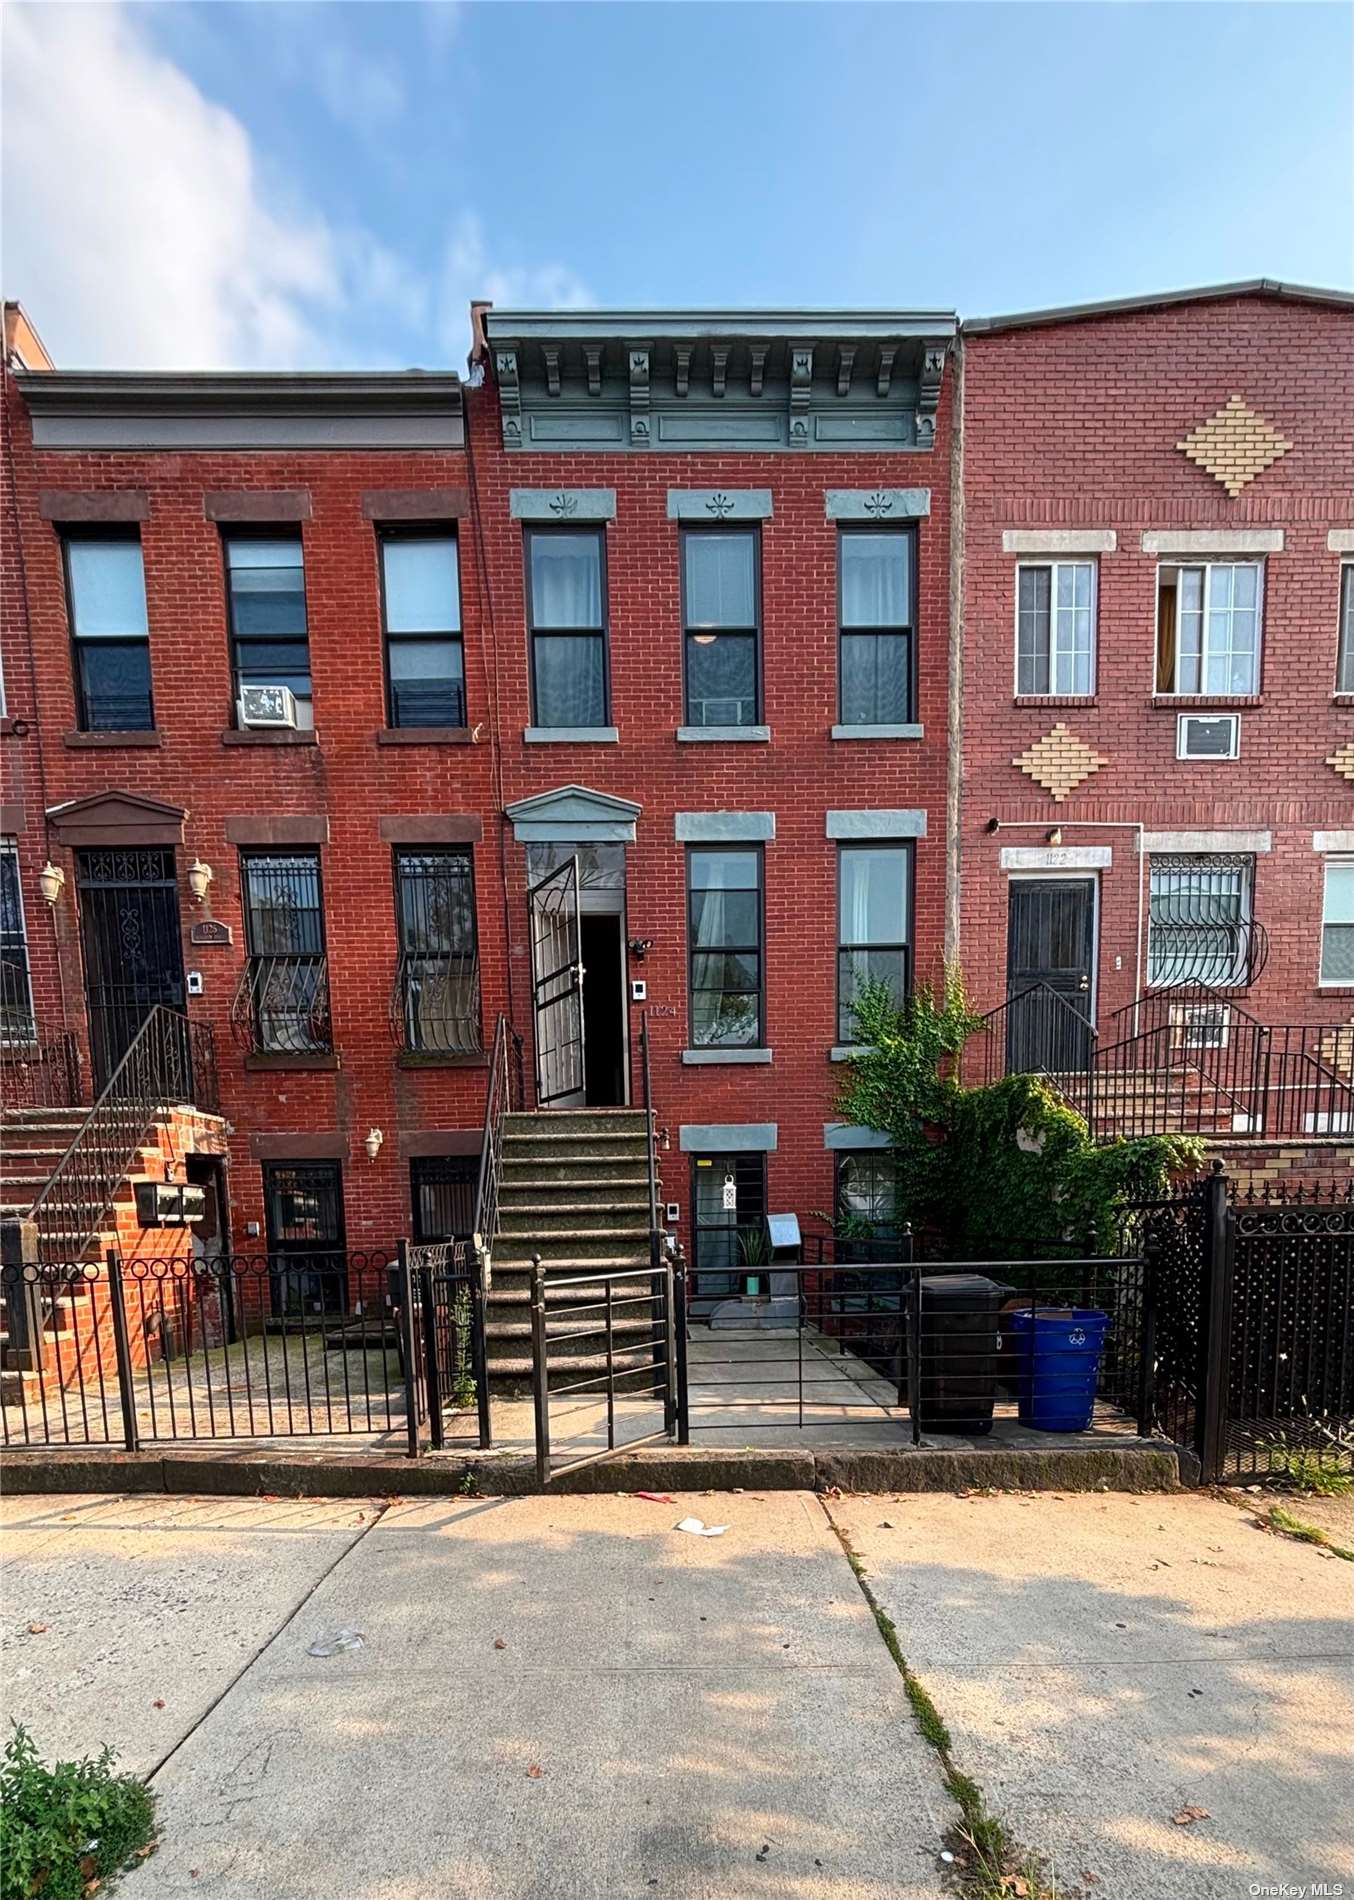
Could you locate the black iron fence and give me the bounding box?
[0,1032,82,1112]
[532,1257,678,1483]
[2,1242,491,1456]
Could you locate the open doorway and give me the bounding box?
[581,913,625,1106]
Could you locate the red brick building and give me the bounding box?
[2,303,958,1287]
[956,282,1354,1174]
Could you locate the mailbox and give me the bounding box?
[134,1182,207,1229]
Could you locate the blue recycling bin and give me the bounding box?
[1004,1308,1109,1432]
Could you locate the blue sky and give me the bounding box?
[4,2,1351,370]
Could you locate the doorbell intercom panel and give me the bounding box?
[630,979,647,1002]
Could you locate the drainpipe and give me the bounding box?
[944,335,965,968]
[986,818,1147,1035]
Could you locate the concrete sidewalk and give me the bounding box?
[828,1488,1354,1899]
[2,1490,954,1900]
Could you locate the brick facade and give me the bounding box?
[958,290,1354,1176]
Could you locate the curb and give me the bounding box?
[1,1440,1183,1498]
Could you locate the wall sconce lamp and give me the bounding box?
[187,858,214,904]
[38,861,65,906]
[628,937,654,962]
[364,1127,384,1162]
[1046,827,1063,847]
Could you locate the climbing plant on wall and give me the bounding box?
[834,976,1202,1257]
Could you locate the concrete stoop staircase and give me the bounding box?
[485,1108,661,1393]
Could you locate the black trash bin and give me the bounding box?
[911,1274,1011,1435]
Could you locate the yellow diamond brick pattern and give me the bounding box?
[1176,394,1293,498]
[1319,1021,1354,1078]
[1012,723,1108,802]
[1327,742,1354,783]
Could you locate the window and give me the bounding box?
[1148,854,1254,988]
[835,1152,901,1251]
[1338,567,1354,694]
[683,528,759,727]
[410,1156,477,1243]
[687,847,763,1047]
[381,532,464,728]
[1321,861,1354,984]
[839,529,915,723]
[691,1153,767,1300]
[262,1161,346,1315]
[1156,563,1262,695]
[1016,561,1095,695]
[225,536,312,727]
[394,848,480,1054]
[837,845,912,1043]
[239,852,330,1052]
[526,529,607,727]
[63,534,152,730]
[1,841,36,1043]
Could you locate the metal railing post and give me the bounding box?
[1196,1163,1235,1483]
[661,1256,678,1440]
[419,1262,443,1452]
[106,1250,140,1453]
[894,1224,914,1408]
[530,1255,551,1486]
[396,1240,422,1460]
[1135,1238,1159,1439]
[908,1264,923,1446]
[472,1277,492,1449]
[673,1246,690,1444]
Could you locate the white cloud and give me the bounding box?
[0,3,590,371]
[439,213,592,356]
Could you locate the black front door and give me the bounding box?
[262,1161,347,1316]
[1005,879,1095,1074]
[77,848,186,1090]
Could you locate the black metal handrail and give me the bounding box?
[0,1030,82,1111]
[26,1006,218,1262]
[965,981,1098,1089]
[637,1009,662,1269]
[473,1013,522,1280]
[230,953,331,1054]
[388,950,482,1056]
[1106,981,1265,1035]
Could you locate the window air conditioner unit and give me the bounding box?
[1177,713,1239,760]
[238,683,298,729]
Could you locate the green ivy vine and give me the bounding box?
[834,974,1203,1257]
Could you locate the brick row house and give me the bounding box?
[2,281,1351,1329]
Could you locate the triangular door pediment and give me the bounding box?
[505,783,641,842]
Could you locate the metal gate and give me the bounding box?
[530,1257,679,1483]
[76,848,186,1090]
[529,856,585,1105]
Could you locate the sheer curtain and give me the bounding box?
[531,536,601,627]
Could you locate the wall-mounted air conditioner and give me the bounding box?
[238,683,298,729]
[1177,713,1240,760]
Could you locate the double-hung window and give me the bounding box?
[240,851,330,1052]
[1337,566,1354,694]
[1156,562,1262,695]
[381,532,464,727]
[687,847,763,1047]
[225,535,312,727]
[63,534,153,730]
[526,529,608,728]
[1,840,36,1044]
[683,529,760,728]
[835,1152,901,1258]
[394,847,481,1054]
[1016,561,1095,695]
[837,845,912,1043]
[839,529,915,723]
[1320,861,1354,985]
[1147,854,1254,989]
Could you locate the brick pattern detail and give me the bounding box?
[1326,741,1354,783]
[1011,723,1108,801]
[1176,394,1293,498]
